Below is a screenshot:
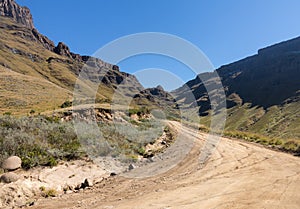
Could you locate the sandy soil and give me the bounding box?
[0,160,109,208]
[30,121,300,209]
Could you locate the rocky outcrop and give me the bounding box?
[0,0,34,29]
[146,85,169,97]
[132,85,179,116]
[31,28,55,51]
[54,42,72,58]
[52,42,123,73]
[135,85,175,102]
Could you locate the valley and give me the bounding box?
[0,0,299,208]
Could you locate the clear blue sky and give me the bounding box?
[16,0,300,90]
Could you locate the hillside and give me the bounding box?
[174,37,300,140]
[0,0,149,115]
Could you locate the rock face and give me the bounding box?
[31,28,55,51]
[54,42,72,58]
[2,156,22,171]
[0,172,19,183]
[134,85,176,104]
[0,0,34,29]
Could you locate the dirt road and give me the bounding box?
[31,122,300,209]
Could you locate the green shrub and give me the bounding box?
[128,107,149,116]
[0,115,82,169]
[0,114,173,168]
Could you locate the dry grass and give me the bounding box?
[0,17,119,114]
[224,130,300,155]
[0,66,71,115]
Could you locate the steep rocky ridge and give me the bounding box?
[173,37,300,139]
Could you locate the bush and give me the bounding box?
[0,114,172,168]
[80,119,165,160]
[128,107,149,116]
[0,115,82,169]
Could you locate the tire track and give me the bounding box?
[30,121,300,209]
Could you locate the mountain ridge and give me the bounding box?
[174,36,300,139]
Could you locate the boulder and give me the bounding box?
[2,156,22,171]
[0,172,19,183]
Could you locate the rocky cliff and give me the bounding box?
[0,0,34,29]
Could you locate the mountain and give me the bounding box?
[0,0,156,115]
[1,0,299,141]
[173,37,300,139]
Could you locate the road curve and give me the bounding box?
[31,121,300,209]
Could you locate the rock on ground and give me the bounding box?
[2,156,22,171]
[0,172,20,183]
